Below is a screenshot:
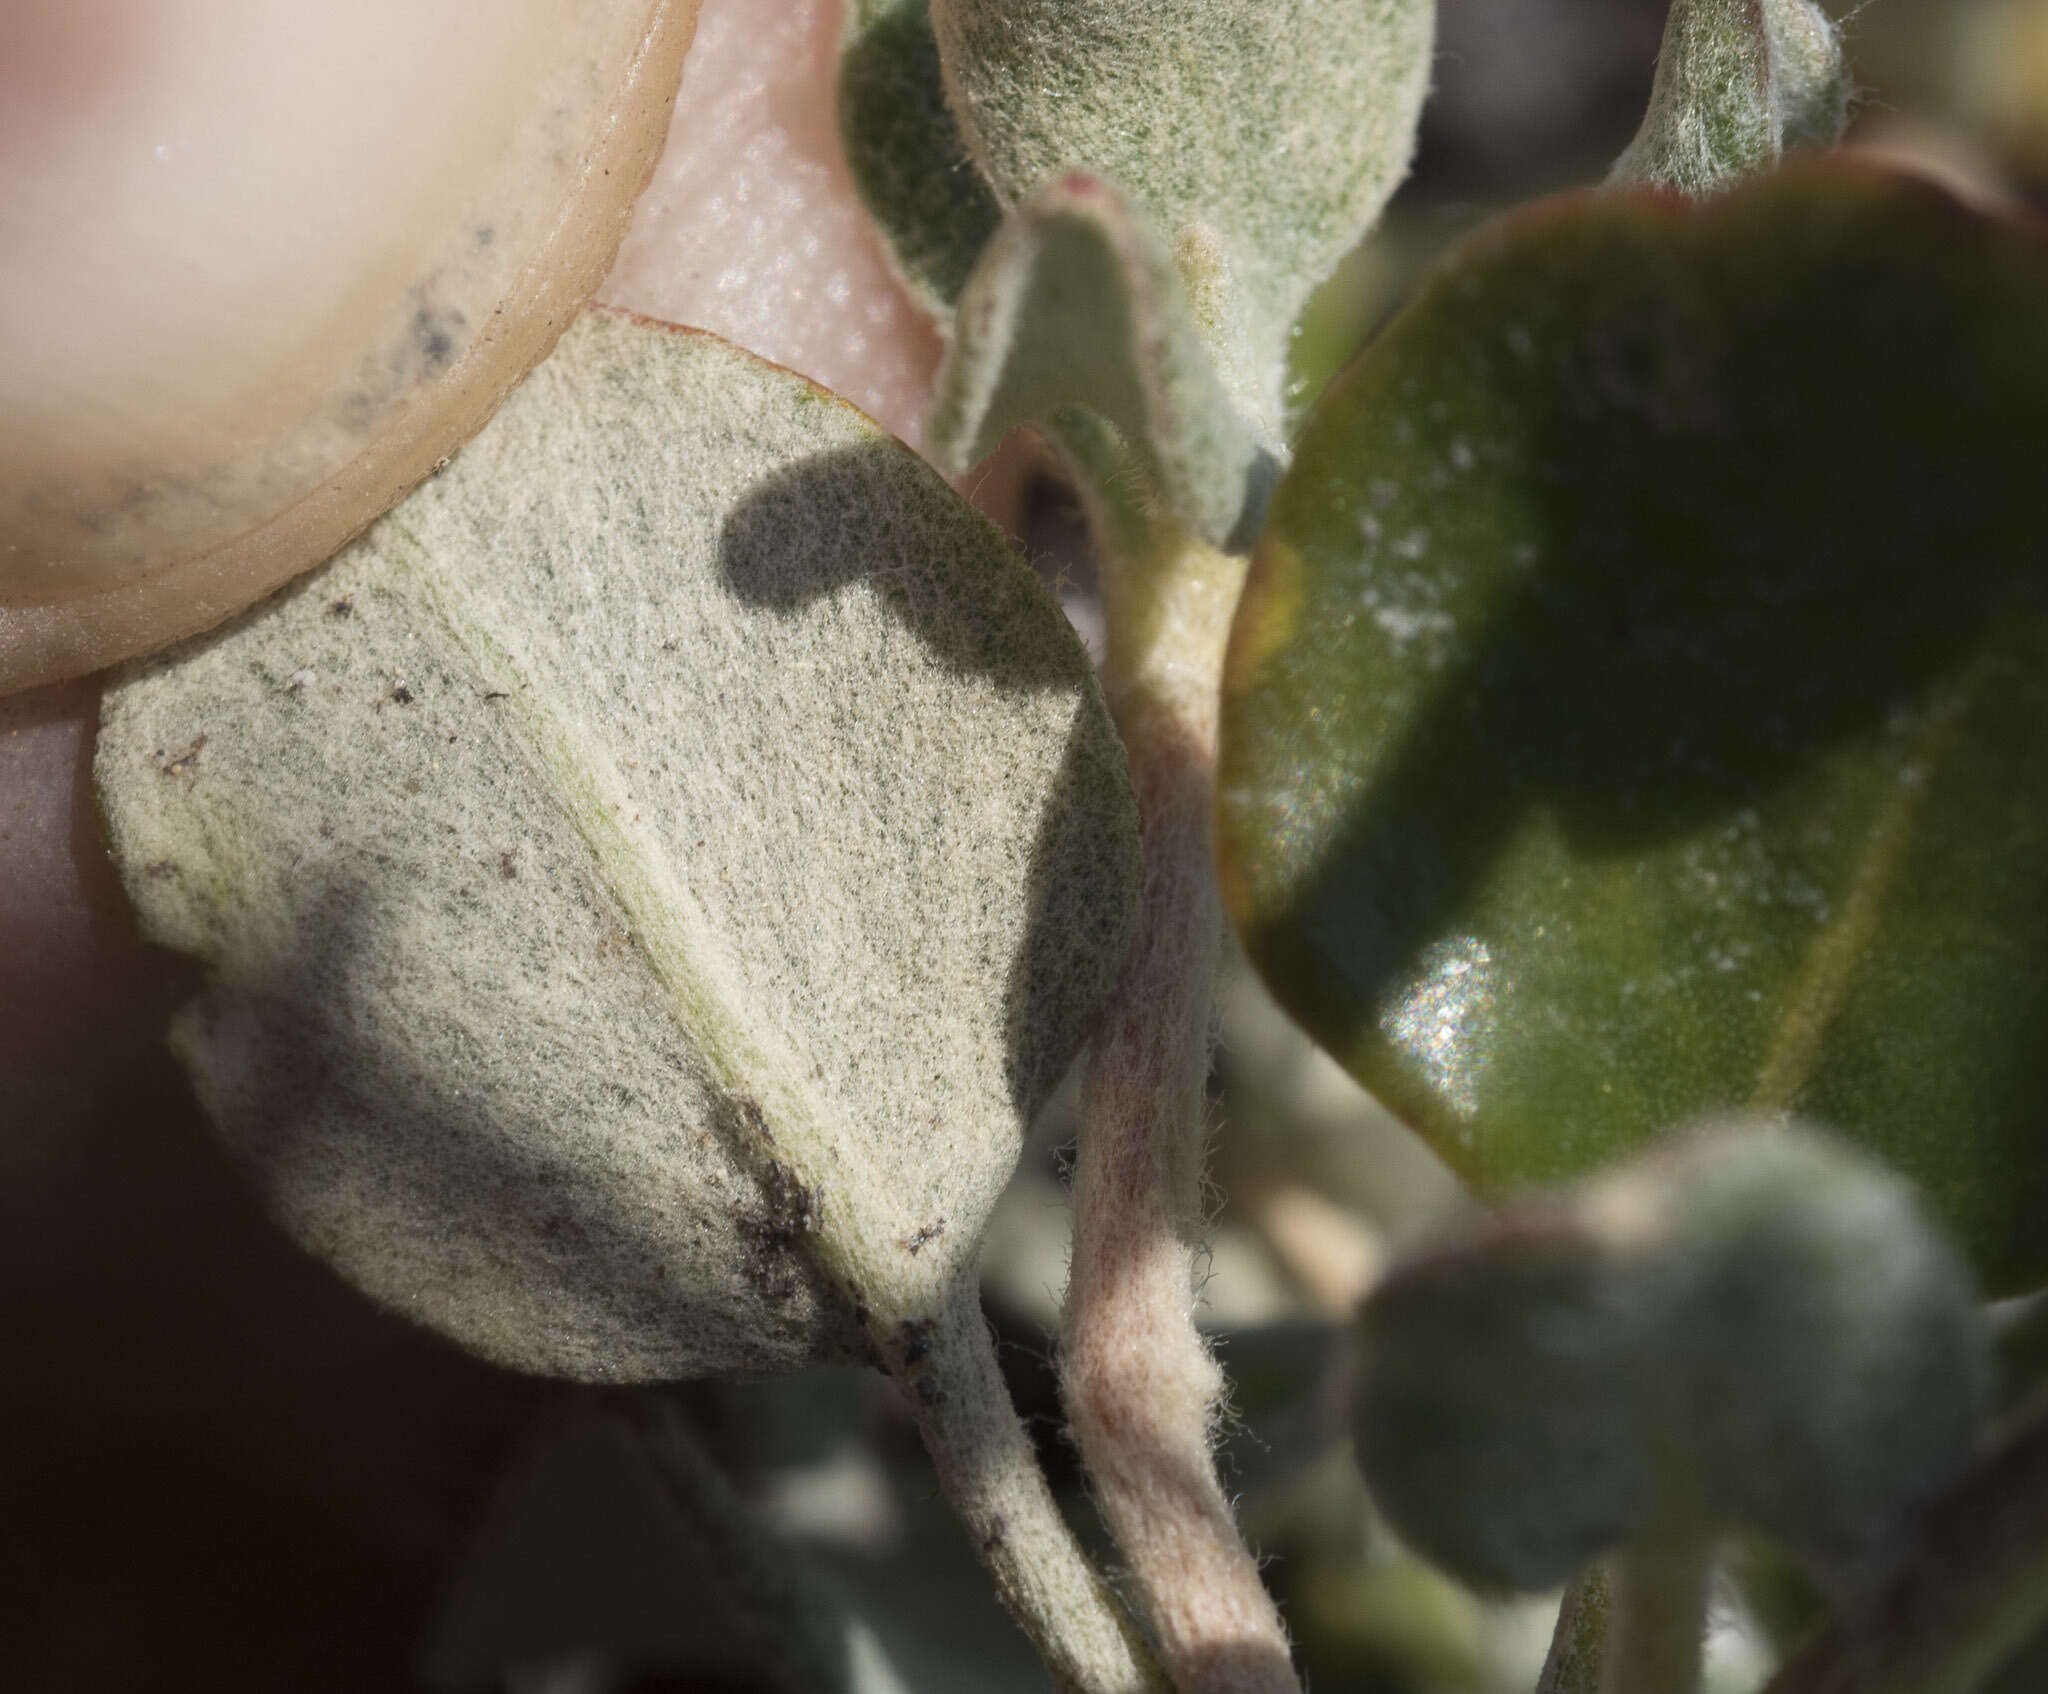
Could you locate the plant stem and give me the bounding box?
[1063,517,1302,1694]
[1537,1564,1614,1694]
[1763,1387,2048,1694]
[901,1285,1171,1694]
[1602,1519,1711,1694]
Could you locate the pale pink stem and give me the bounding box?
[1064,532,1300,1694]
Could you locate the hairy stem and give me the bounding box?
[1538,1563,1614,1694]
[1763,1387,2048,1694]
[900,1286,1171,1694]
[1063,519,1301,1694]
[1602,1519,1710,1694]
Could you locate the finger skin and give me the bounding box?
[0,1,955,1681]
[2,0,955,1082]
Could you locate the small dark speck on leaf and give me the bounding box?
[762,1161,823,1237]
[900,1216,947,1256]
[741,1158,824,1302]
[737,1095,772,1144]
[475,225,495,248]
[500,850,518,880]
[483,691,510,702]
[897,1317,936,1367]
[329,597,353,618]
[389,683,415,706]
[157,735,206,776]
[143,860,176,881]
[894,1317,942,1404]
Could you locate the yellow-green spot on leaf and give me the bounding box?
[1223,536,1306,699]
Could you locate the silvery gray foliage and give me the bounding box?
[96,309,1140,1385]
[1354,1123,1988,1593]
[834,0,1436,554]
[1763,0,1854,152]
[926,173,1282,553]
[1612,0,1851,195]
[930,0,1435,437]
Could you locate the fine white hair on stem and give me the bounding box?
[1064,524,1302,1694]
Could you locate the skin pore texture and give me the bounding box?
[1,0,947,1087]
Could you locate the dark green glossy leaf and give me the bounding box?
[1217,162,2048,1291]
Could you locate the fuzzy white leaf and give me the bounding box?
[1612,0,1851,195]
[928,174,1281,552]
[930,0,1434,432]
[96,308,1139,1384]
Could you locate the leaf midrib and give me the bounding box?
[1748,677,1975,1112]
[388,518,883,1315]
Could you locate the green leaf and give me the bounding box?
[1353,1193,1649,1592]
[840,0,1002,321]
[926,173,1281,552]
[1353,1124,1988,1592]
[1762,0,1854,154]
[930,0,1434,432]
[96,308,1140,1381]
[1612,0,1851,195]
[1216,162,2048,1291]
[1656,1129,1990,1570]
